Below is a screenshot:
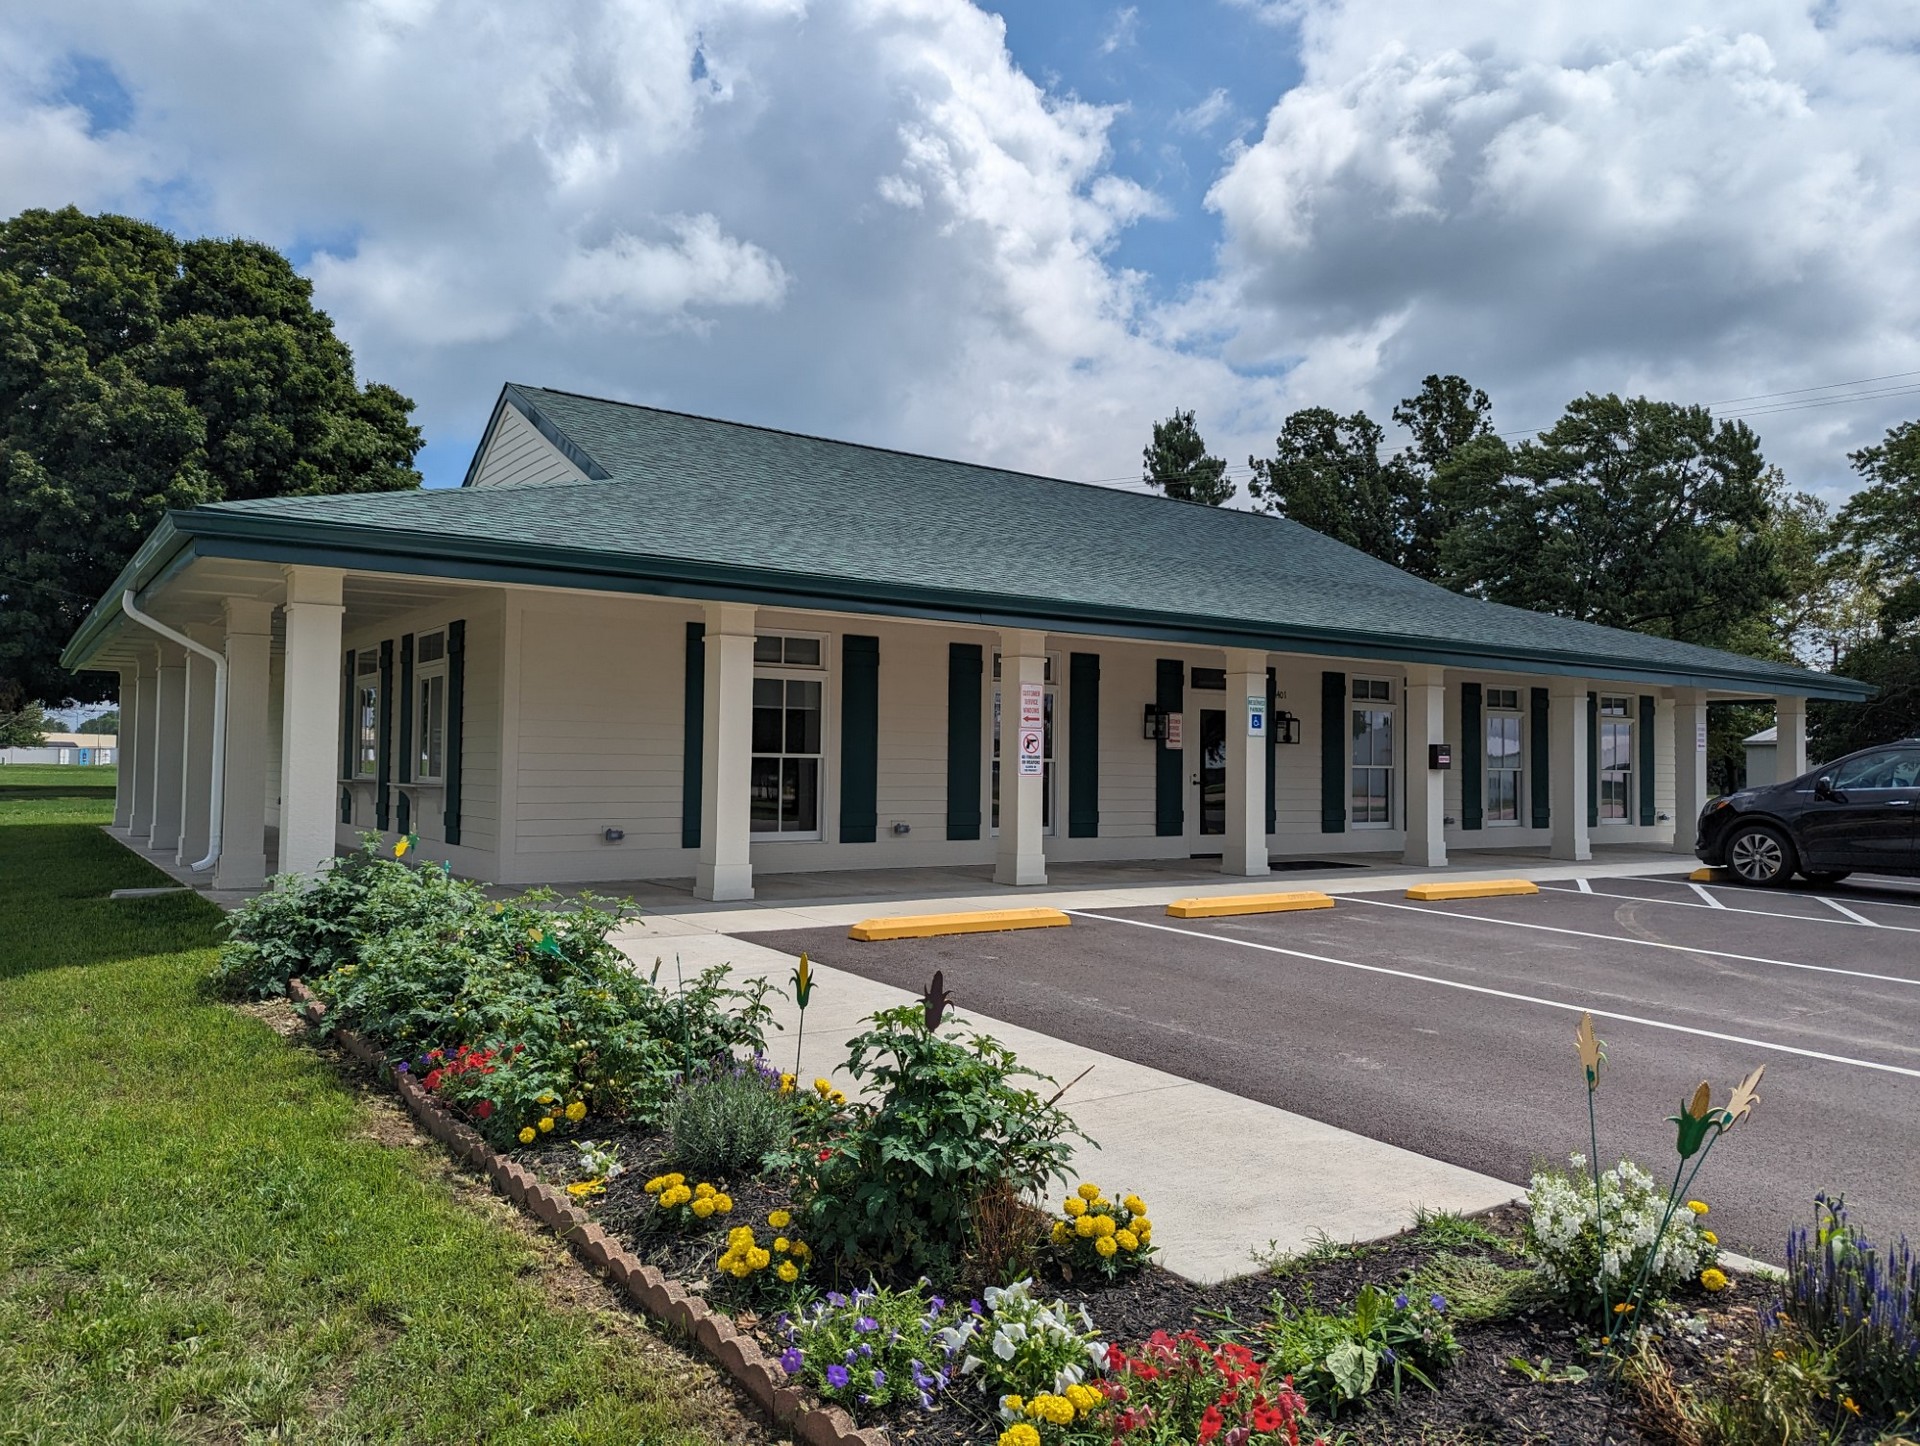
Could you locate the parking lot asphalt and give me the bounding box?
[744,872,1920,1263]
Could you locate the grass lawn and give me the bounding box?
[0,781,774,1444]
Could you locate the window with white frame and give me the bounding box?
[415,629,448,782]
[1350,676,1396,827]
[1599,695,1633,821]
[1485,687,1522,824]
[352,651,381,778]
[990,652,1058,834]
[751,633,826,837]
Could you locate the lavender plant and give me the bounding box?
[1778,1193,1920,1418]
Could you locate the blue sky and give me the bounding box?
[4,0,1918,503]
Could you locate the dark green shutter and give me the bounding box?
[1264,668,1278,836]
[397,634,414,836]
[946,643,982,840]
[1529,687,1550,829]
[682,622,704,849]
[1320,671,1346,834]
[1155,659,1184,837]
[839,635,880,844]
[443,620,465,846]
[340,648,356,824]
[1638,694,1656,825]
[1586,691,1599,829]
[1460,683,1483,830]
[375,639,393,830]
[1068,652,1100,838]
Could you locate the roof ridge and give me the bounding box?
[509,382,1241,517]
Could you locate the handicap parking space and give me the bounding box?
[743,873,1920,1263]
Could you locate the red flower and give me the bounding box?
[474,1100,494,1119]
[818,1148,832,1161]
[423,1069,443,1090]
[1198,1406,1224,1443]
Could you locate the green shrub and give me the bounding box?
[211,839,395,997]
[779,1004,1085,1280]
[1258,1282,1460,1412]
[665,1066,794,1179]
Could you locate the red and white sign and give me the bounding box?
[1164,711,1184,749]
[1018,681,1044,775]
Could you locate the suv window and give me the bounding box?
[1830,748,1920,791]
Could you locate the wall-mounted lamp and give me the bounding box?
[1143,705,1168,741]
[1272,710,1303,745]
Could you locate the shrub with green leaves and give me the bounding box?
[211,838,397,997]
[1258,1283,1459,1412]
[665,1064,795,1179]
[776,1004,1086,1279]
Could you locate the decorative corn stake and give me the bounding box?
[921,969,953,1033]
[790,952,814,1078]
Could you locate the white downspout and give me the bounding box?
[121,589,226,874]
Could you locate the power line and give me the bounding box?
[1707,369,1920,407]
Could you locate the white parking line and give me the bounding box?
[1536,883,1920,937]
[1337,895,1920,989]
[1575,878,1593,894]
[1689,883,1728,909]
[1822,896,1881,926]
[1068,911,1920,1079]
[1632,874,1920,915]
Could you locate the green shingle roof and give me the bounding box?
[66,383,1870,699]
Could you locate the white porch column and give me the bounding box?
[177,626,219,865]
[1775,696,1809,780]
[995,629,1048,887]
[1549,679,1591,862]
[278,566,345,877]
[126,650,158,837]
[218,599,275,891]
[1672,688,1710,841]
[696,601,757,901]
[111,666,139,828]
[1222,648,1272,877]
[1403,663,1448,868]
[148,643,188,853]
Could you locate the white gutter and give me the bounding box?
[120,589,226,874]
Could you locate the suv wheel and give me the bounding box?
[1726,824,1797,887]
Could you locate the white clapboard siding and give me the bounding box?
[467,403,590,488]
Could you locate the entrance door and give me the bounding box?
[1191,708,1226,838]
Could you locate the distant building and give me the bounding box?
[0,732,117,766]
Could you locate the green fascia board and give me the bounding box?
[62,504,1878,701]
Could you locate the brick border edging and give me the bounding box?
[285,980,885,1446]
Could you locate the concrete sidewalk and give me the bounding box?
[616,925,1520,1285]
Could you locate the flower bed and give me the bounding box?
[227,845,1912,1446]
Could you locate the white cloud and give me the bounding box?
[0,0,1915,504]
[1099,6,1140,55]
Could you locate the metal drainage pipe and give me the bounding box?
[120,589,226,875]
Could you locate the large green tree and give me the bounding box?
[0,207,423,705]
[0,701,49,748]
[1142,408,1234,505]
[1246,375,1491,578]
[1435,394,1785,649]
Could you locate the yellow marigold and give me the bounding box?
[565,1180,603,1198]
[729,1259,754,1279]
[661,1173,685,1188]
[1050,1221,1070,1245]
[1093,1215,1116,1238]
[999,1426,1041,1446]
[1134,1218,1152,1239]
[814,1078,833,1096]
[829,1090,845,1105]
[713,1194,733,1214]
[1703,1230,1718,1246]
[790,1241,810,1261]
[538,1116,554,1133]
[747,1247,771,1270]
[1063,1197,1087,1217]
[727,1225,756,1248]
[691,1197,715,1219]
[1116,1229,1139,1252]
[695,1182,716,1199]
[517,1127,537,1145]
[1077,1182,1101,1201]
[1001,1394,1024,1415]
[779,1073,796,1094]
[564,1100,587,1122]
[776,1260,799,1283]
[1123,1195,1147,1216]
[768,1209,791,1229]
[1074,1214,1098,1239]
[1094,1235,1118,1258]
[1686,1200,1709,1216]
[1701,1267,1729,1293]
[1064,1383,1101,1413]
[1026,1394,1075,1425]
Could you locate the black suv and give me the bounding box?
[1695,740,1920,886]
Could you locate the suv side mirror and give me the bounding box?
[1814,775,1838,801]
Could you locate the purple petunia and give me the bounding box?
[1394,1293,1409,1310]
[826,1364,850,1390]
[929,1296,946,1313]
[1430,1293,1448,1312]
[859,1344,873,1358]
[856,1316,879,1333]
[872,1369,886,1389]
[779,1347,803,1374]
[827,1292,849,1308]
[1382,1346,1398,1363]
